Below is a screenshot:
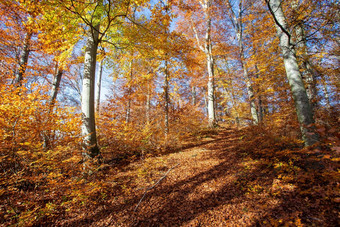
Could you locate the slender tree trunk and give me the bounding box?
[44,64,63,149]
[192,0,215,127]
[321,76,331,110]
[126,100,131,123]
[126,60,133,124]
[243,59,259,124]
[226,0,258,124]
[191,85,196,105]
[163,2,170,140]
[239,35,258,124]
[96,59,104,114]
[49,66,63,108]
[13,32,32,86]
[164,59,169,137]
[205,0,216,127]
[254,64,264,122]
[81,23,100,158]
[228,80,240,127]
[146,79,151,125]
[207,59,215,127]
[225,60,240,126]
[267,0,319,146]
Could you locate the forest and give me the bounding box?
[0,0,339,226]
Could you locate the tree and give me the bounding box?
[81,19,101,158]
[291,0,318,111]
[96,57,104,114]
[266,0,319,146]
[58,0,149,159]
[186,0,216,127]
[223,0,259,124]
[13,31,32,86]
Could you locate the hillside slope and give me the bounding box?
[57,126,339,226]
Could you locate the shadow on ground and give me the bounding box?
[59,126,339,226]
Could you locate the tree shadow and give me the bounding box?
[59,126,339,226]
[59,127,247,226]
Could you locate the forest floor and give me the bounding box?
[52,125,339,226]
[3,125,339,226]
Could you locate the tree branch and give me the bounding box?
[134,163,180,212]
[266,0,293,47]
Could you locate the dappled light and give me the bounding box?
[0,0,339,226]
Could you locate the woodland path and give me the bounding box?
[58,126,338,226]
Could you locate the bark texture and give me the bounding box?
[96,59,104,114]
[191,0,216,127]
[146,79,151,125]
[202,0,216,127]
[13,32,32,86]
[191,86,197,105]
[126,61,133,124]
[267,0,318,146]
[291,1,318,110]
[164,59,169,136]
[49,66,63,108]
[81,24,100,158]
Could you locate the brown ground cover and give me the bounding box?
[58,126,339,226]
[2,126,339,226]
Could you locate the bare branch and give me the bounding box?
[134,163,180,212]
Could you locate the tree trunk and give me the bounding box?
[126,100,131,123]
[126,60,133,124]
[13,32,32,86]
[192,0,216,127]
[191,85,196,105]
[204,0,216,127]
[164,59,169,137]
[146,79,151,125]
[81,23,100,158]
[225,60,241,126]
[207,53,215,127]
[96,59,104,114]
[267,0,319,146]
[243,61,259,124]
[321,76,331,110]
[254,64,264,122]
[204,92,208,116]
[226,0,258,124]
[291,1,318,111]
[44,64,63,149]
[49,66,63,108]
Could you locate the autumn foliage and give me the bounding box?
[0,0,339,226]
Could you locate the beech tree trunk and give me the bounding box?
[146,79,151,125]
[206,52,215,127]
[321,76,331,110]
[291,1,318,110]
[226,0,258,124]
[49,66,63,108]
[267,0,319,146]
[81,23,100,158]
[96,59,104,114]
[44,65,63,149]
[191,85,196,105]
[13,32,32,86]
[126,60,133,124]
[192,0,216,127]
[163,1,170,139]
[203,0,216,127]
[164,59,169,137]
[254,64,264,122]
